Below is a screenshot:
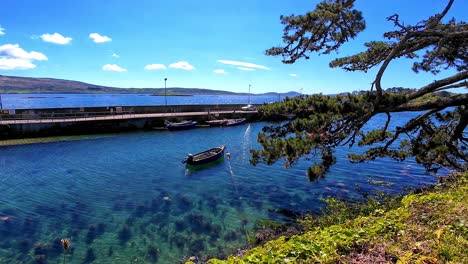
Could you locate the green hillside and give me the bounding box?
[0,75,300,96]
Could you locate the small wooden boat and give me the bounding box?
[225,118,246,126]
[182,145,225,166]
[206,119,227,127]
[166,120,198,130]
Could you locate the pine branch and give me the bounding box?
[407,71,468,100]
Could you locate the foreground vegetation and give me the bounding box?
[202,172,467,263]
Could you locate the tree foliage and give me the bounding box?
[252,0,467,180]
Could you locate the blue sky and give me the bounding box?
[0,0,466,94]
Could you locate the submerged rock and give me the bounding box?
[23,217,39,235]
[50,237,63,256]
[146,244,160,262]
[18,239,31,253]
[84,248,96,263]
[118,224,132,243]
[134,205,148,217]
[188,239,205,256]
[97,223,106,235]
[33,243,47,256]
[171,235,186,250]
[86,224,97,244]
[223,231,239,241]
[34,254,46,264]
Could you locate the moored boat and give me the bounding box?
[225,118,246,126]
[206,119,227,127]
[182,145,225,166]
[166,120,198,130]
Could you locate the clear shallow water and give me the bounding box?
[1,94,284,109]
[0,120,436,263]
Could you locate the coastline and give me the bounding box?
[0,134,116,146]
[150,94,193,97]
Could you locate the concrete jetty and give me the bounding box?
[0,104,258,139]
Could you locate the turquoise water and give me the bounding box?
[0,121,435,263]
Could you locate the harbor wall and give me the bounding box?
[1,104,249,119]
[0,104,259,139]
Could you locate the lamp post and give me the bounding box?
[0,94,3,120]
[164,78,168,107]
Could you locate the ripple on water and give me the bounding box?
[0,121,438,262]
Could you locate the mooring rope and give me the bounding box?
[226,152,251,243]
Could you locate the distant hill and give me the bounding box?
[262,91,302,97]
[0,75,300,97]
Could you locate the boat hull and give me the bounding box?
[225,118,246,126]
[184,145,225,166]
[167,121,198,130]
[206,120,227,127]
[186,156,225,170]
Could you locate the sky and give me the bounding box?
[0,0,466,94]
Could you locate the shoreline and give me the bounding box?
[201,172,467,263]
[150,94,193,97]
[0,134,117,146]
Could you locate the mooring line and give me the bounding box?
[227,156,239,195]
[226,152,251,243]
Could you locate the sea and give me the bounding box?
[0,94,284,110]
[0,94,439,263]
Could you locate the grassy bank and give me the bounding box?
[200,172,467,263]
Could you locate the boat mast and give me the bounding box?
[248,84,251,104]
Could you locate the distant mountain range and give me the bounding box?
[0,75,301,97]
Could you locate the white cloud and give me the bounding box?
[0,25,5,35]
[0,44,47,70]
[217,60,269,70]
[145,64,167,70]
[289,73,297,77]
[102,64,127,72]
[0,58,36,70]
[112,53,119,58]
[89,33,112,43]
[0,44,47,61]
[169,61,195,70]
[213,69,226,74]
[237,67,255,71]
[40,33,72,44]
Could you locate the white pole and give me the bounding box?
[164,78,168,107]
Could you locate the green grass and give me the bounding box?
[200,172,468,263]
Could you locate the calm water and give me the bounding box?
[0,94,284,109]
[0,118,436,263]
